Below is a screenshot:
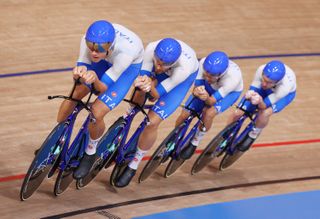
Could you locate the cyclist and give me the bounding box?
[228,60,297,152]
[56,20,144,179]
[115,38,199,187]
[176,51,243,159]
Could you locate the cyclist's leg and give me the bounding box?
[175,109,191,127]
[57,60,112,123]
[57,84,90,122]
[213,90,242,126]
[91,62,142,146]
[227,95,254,124]
[238,91,296,151]
[116,71,197,186]
[183,91,241,159]
[252,91,296,138]
[115,111,163,187]
[138,70,198,154]
[74,63,141,179]
[175,94,203,127]
[138,71,198,158]
[197,91,241,141]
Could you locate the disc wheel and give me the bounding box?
[20,123,66,201]
[191,122,238,175]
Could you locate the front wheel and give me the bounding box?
[191,122,238,175]
[20,123,67,201]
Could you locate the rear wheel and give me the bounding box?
[77,151,117,189]
[20,123,67,201]
[164,158,185,178]
[219,150,245,170]
[54,133,86,195]
[219,128,253,170]
[54,167,74,196]
[77,118,125,189]
[110,163,127,186]
[164,129,195,178]
[138,126,181,183]
[191,122,238,175]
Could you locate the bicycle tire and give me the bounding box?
[191,121,238,175]
[20,122,66,201]
[138,126,180,183]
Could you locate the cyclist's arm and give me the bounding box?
[92,77,108,93]
[149,82,160,100]
[262,85,290,109]
[204,95,217,106]
[205,76,241,106]
[100,53,134,85]
[155,67,189,99]
[257,100,267,110]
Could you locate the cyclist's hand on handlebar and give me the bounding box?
[245,90,257,99]
[198,92,209,101]
[73,66,87,79]
[81,70,98,84]
[193,86,208,101]
[244,90,262,105]
[134,75,151,92]
[250,94,262,105]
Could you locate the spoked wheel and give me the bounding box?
[77,118,125,189]
[219,150,245,170]
[191,122,238,175]
[138,127,180,183]
[20,123,66,201]
[164,158,186,178]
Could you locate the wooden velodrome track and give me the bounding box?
[1,0,320,218]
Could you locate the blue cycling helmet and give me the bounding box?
[85,20,115,52]
[263,60,286,81]
[154,38,182,65]
[203,51,229,75]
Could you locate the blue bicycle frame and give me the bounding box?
[167,113,202,160]
[57,111,90,171]
[46,105,82,178]
[114,104,153,166]
[217,104,258,156]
